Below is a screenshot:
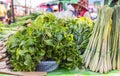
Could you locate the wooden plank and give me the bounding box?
[0,71,47,76]
[21,72,47,76]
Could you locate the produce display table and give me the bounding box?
[1,70,120,76]
[0,71,47,76]
[47,69,120,76]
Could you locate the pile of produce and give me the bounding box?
[16,13,41,21]
[84,6,120,73]
[7,13,93,71]
[0,41,11,71]
[0,27,16,41]
[0,22,18,71]
[0,23,17,41]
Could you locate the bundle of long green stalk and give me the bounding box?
[111,6,120,70]
[83,6,113,73]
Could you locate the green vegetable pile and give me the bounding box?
[16,13,41,21]
[0,22,17,41]
[7,13,41,27]
[7,13,93,71]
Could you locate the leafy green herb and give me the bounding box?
[7,13,93,71]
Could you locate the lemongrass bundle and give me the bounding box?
[83,6,113,73]
[111,6,120,70]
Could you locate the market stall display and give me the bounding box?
[0,4,120,75]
